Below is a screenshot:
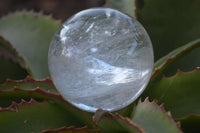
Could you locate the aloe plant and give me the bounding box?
[0,0,200,132]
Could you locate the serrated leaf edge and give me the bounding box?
[0,9,62,24]
[137,97,182,132]
[0,98,37,112]
[161,67,200,79]
[0,87,92,120]
[0,76,53,86]
[42,126,100,133]
[151,39,200,82]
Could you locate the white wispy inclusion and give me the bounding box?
[61,46,72,57]
[87,57,138,86]
[85,22,94,33]
[60,24,69,43]
[127,39,138,55]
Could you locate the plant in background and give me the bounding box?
[0,0,200,132]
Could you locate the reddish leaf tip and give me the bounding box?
[5,79,12,83]
[176,121,181,128]
[13,86,20,90]
[167,111,172,117]
[144,97,150,102]
[153,99,158,103]
[138,98,142,104]
[57,93,62,96]
[159,103,165,110]
[177,69,182,73]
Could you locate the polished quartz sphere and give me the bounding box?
[48,8,154,112]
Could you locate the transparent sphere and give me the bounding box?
[48,8,154,112]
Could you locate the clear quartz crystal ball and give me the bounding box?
[48,8,154,112]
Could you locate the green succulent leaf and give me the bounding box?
[94,110,144,133]
[151,39,200,82]
[0,36,29,83]
[142,68,200,119]
[178,115,200,133]
[0,88,93,129]
[0,11,61,79]
[135,0,200,73]
[131,98,182,133]
[42,126,100,133]
[120,39,200,117]
[0,99,93,133]
[0,36,28,68]
[135,0,200,59]
[0,76,57,93]
[105,0,135,17]
[0,57,28,84]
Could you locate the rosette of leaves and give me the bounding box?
[0,0,200,132]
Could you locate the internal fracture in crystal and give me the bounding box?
[48,8,154,112]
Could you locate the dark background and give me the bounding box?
[0,0,105,21]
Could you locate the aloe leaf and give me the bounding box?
[0,36,28,68]
[151,39,200,82]
[0,36,29,83]
[120,39,200,117]
[42,126,100,133]
[94,110,144,133]
[0,99,93,133]
[0,88,93,129]
[142,68,200,119]
[131,98,182,133]
[0,57,29,84]
[0,11,61,79]
[105,0,135,17]
[0,57,28,84]
[177,115,200,133]
[135,0,200,74]
[0,76,57,93]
